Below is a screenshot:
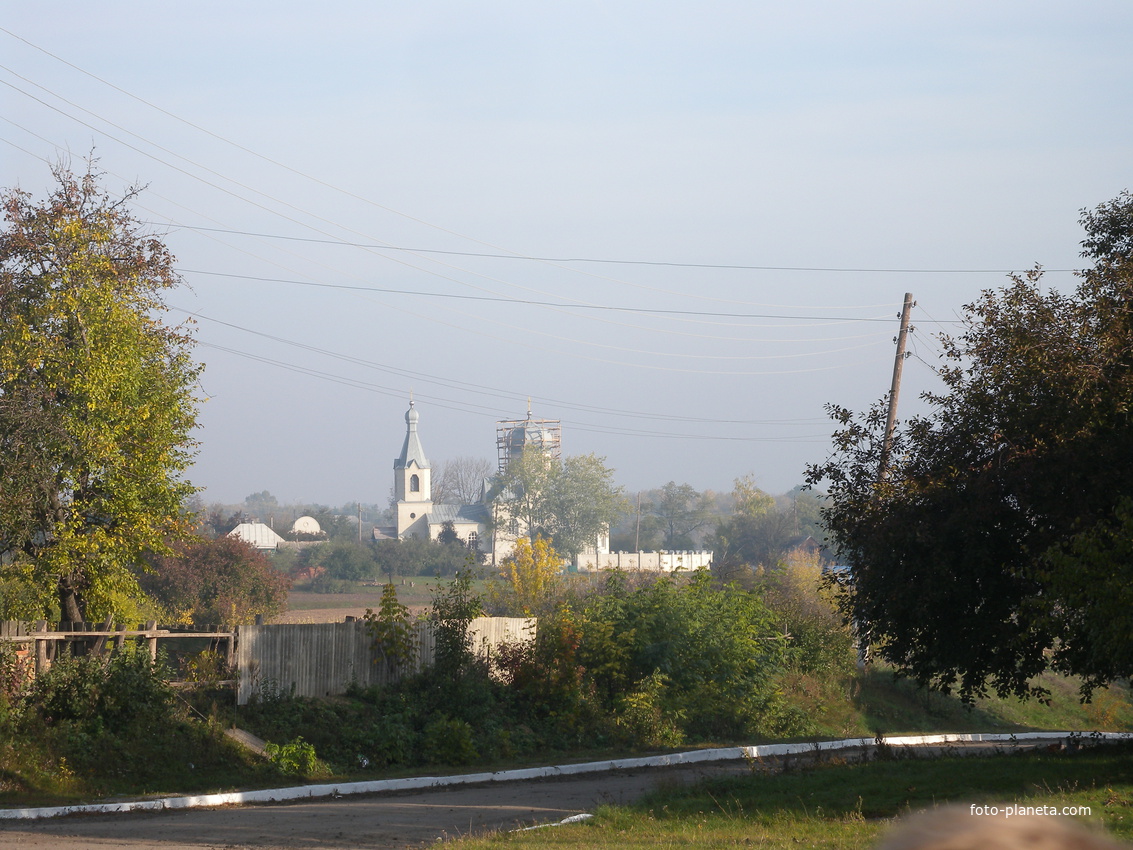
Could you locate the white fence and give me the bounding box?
[575,550,714,572]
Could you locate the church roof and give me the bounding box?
[394,400,429,469]
[427,504,491,526]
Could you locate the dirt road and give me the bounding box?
[0,761,755,850]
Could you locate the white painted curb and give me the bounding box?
[2,731,1129,821]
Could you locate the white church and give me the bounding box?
[387,399,492,553]
[380,400,611,566]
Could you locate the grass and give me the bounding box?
[773,666,1133,742]
[447,741,1133,849]
[286,577,492,613]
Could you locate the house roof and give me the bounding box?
[228,522,285,550]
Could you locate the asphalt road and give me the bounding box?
[0,762,757,850]
[0,739,1069,850]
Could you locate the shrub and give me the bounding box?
[763,552,857,677]
[364,583,416,677]
[264,736,328,777]
[613,671,684,748]
[26,644,175,734]
[143,536,290,625]
[420,717,478,765]
[579,569,787,739]
[430,569,484,678]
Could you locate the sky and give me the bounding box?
[4,2,1132,507]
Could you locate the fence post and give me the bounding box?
[90,616,113,656]
[145,620,158,661]
[115,623,126,651]
[34,620,49,675]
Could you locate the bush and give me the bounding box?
[762,552,857,677]
[26,644,175,734]
[578,569,787,739]
[264,736,328,777]
[613,671,684,748]
[421,717,478,765]
[143,536,290,625]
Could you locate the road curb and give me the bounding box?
[3,731,1129,820]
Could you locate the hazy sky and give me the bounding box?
[4,2,1131,506]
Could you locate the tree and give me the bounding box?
[0,163,200,622]
[646,482,716,549]
[808,191,1133,701]
[500,535,561,615]
[492,450,627,562]
[243,490,279,519]
[143,536,290,626]
[319,540,378,581]
[546,454,627,561]
[433,456,493,505]
[437,520,462,546]
[709,475,781,575]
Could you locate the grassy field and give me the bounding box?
[285,577,491,613]
[448,741,1133,849]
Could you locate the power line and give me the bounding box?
[195,340,830,443]
[179,268,900,323]
[178,306,833,425]
[166,223,1076,275]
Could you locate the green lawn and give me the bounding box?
[449,741,1133,849]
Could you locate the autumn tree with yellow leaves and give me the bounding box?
[0,163,201,622]
[500,535,562,615]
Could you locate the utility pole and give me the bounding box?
[634,491,642,551]
[879,292,915,480]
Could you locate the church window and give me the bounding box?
[467,532,478,551]
[410,474,420,492]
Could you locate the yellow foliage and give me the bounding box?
[502,535,562,615]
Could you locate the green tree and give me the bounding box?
[319,540,378,581]
[546,454,627,561]
[808,191,1133,701]
[647,481,716,549]
[0,163,200,622]
[243,490,278,519]
[493,451,626,562]
[709,475,782,575]
[437,520,462,546]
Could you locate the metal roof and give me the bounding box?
[228,522,285,550]
[427,504,490,525]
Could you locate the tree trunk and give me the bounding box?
[58,574,84,624]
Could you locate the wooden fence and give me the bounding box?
[0,620,235,674]
[234,617,533,705]
[1,617,534,705]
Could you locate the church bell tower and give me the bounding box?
[394,399,432,538]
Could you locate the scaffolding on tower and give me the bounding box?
[496,406,561,472]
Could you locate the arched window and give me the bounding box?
[467,532,478,551]
[410,474,420,492]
